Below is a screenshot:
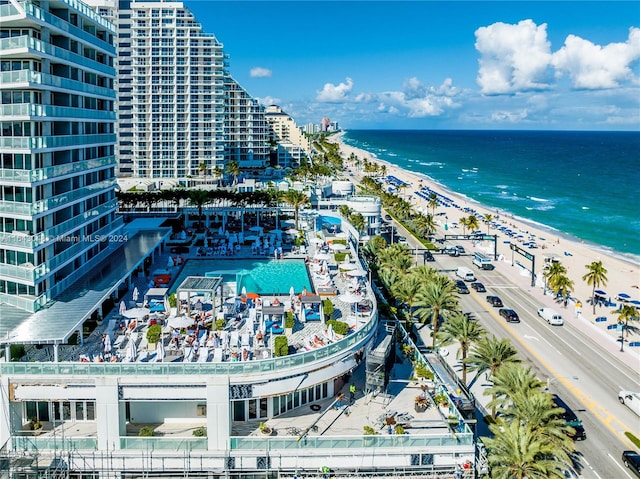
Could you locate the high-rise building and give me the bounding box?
[86,0,269,180]
[0,0,121,312]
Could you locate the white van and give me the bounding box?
[618,390,640,416]
[456,266,475,282]
[537,307,564,325]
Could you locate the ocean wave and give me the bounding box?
[495,185,509,190]
[418,161,444,167]
[581,206,590,210]
[526,205,555,211]
[528,196,550,203]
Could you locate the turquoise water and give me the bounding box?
[172,259,312,296]
[343,130,640,262]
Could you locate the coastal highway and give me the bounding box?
[439,251,640,479]
[389,226,640,479]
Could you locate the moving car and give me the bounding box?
[618,390,640,416]
[552,394,586,441]
[454,245,466,254]
[471,282,486,292]
[538,307,564,326]
[486,295,503,307]
[499,308,520,323]
[384,214,392,221]
[423,251,435,262]
[397,236,407,244]
[455,280,470,294]
[622,451,640,477]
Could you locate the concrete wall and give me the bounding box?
[129,400,203,423]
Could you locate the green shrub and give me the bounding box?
[168,293,177,308]
[433,393,449,407]
[215,318,226,331]
[274,336,289,357]
[193,426,207,437]
[322,300,334,321]
[414,363,434,380]
[332,239,347,245]
[363,425,378,435]
[326,320,349,336]
[10,345,25,361]
[138,426,155,437]
[625,431,640,448]
[285,311,295,329]
[146,324,162,344]
[394,425,405,435]
[334,252,347,262]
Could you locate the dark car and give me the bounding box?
[552,394,587,441]
[455,280,470,294]
[454,245,466,254]
[384,214,392,221]
[486,295,503,307]
[623,451,640,477]
[444,247,459,257]
[499,308,520,323]
[471,282,486,292]
[423,251,435,262]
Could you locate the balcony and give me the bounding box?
[0,104,115,122]
[0,156,115,184]
[0,70,116,99]
[0,134,117,151]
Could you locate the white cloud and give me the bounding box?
[250,67,272,78]
[256,95,281,106]
[316,77,354,102]
[551,27,640,89]
[475,19,553,94]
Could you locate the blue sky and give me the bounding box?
[185,1,640,130]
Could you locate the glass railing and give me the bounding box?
[23,2,115,54]
[230,433,473,450]
[12,435,97,451]
[0,70,115,98]
[0,262,36,282]
[0,36,113,77]
[0,103,115,121]
[0,200,116,248]
[120,437,207,451]
[0,291,37,312]
[57,0,114,31]
[0,133,116,150]
[0,307,376,376]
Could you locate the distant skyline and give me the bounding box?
[185,1,640,130]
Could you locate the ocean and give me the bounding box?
[342,130,640,262]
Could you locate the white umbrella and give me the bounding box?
[285,228,299,235]
[124,307,150,319]
[132,287,139,302]
[347,269,368,277]
[241,286,247,297]
[164,298,171,315]
[103,334,112,354]
[314,253,331,261]
[339,292,363,303]
[343,253,350,263]
[119,300,127,315]
[156,340,165,362]
[309,237,324,244]
[289,286,295,296]
[329,243,347,251]
[339,263,357,271]
[167,315,194,329]
[125,338,137,362]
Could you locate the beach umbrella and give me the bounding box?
[339,263,357,271]
[167,315,194,329]
[329,243,347,251]
[339,292,362,304]
[594,290,607,297]
[618,293,631,301]
[246,292,260,300]
[314,253,331,261]
[132,287,139,302]
[103,334,112,354]
[347,269,367,277]
[124,307,150,319]
[289,286,295,296]
[119,300,127,315]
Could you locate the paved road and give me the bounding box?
[382,219,640,479]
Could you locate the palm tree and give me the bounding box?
[466,215,479,234]
[459,216,468,234]
[484,420,570,479]
[377,244,413,276]
[543,261,567,292]
[437,312,485,385]
[483,213,493,235]
[349,212,366,235]
[198,161,209,184]
[187,189,210,222]
[338,204,352,219]
[361,236,387,271]
[582,260,608,314]
[551,274,574,307]
[414,276,459,349]
[282,189,309,230]
[391,274,423,328]
[428,193,438,217]
[465,336,520,417]
[616,304,638,339]
[486,363,543,413]
[226,159,241,185]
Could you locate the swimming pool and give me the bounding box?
[171,259,313,296]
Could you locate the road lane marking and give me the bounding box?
[609,453,634,479]
[523,334,539,341]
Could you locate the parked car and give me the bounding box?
[455,280,470,294]
[384,214,392,221]
[623,451,640,477]
[454,245,466,254]
[499,308,520,323]
[397,236,408,244]
[618,390,640,416]
[471,282,486,292]
[443,247,459,257]
[552,394,587,441]
[423,251,435,262]
[486,295,503,307]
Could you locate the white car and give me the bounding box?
[618,390,640,416]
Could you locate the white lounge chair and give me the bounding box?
[197,347,209,362]
[212,348,223,362]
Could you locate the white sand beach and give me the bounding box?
[330,132,640,352]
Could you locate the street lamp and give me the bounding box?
[545,375,578,391]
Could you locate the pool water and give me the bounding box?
[172,259,312,296]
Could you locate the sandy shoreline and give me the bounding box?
[329,132,640,346]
